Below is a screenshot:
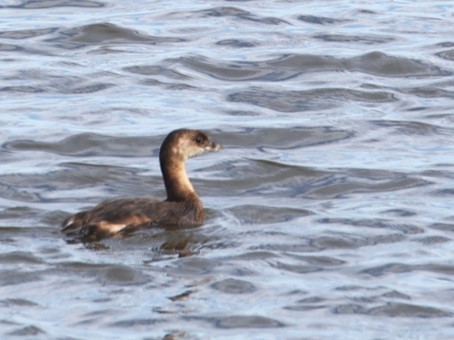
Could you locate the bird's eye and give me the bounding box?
[195,135,204,144]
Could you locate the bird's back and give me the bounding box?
[62,197,204,241]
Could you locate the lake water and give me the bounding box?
[1,0,453,339]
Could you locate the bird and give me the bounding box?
[62,129,221,241]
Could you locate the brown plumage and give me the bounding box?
[62,129,221,241]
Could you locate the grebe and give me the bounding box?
[62,129,221,240]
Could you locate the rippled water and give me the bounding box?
[1,0,454,338]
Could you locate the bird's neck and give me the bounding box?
[161,155,196,202]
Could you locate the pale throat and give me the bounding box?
[162,158,196,201]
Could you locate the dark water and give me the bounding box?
[1,1,454,338]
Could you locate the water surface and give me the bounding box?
[1,1,453,339]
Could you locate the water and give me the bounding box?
[1,0,453,338]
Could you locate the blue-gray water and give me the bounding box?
[1,1,453,339]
